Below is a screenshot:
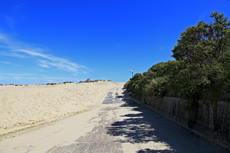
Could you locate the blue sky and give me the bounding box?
[0,0,230,84]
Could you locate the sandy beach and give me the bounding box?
[0,81,124,137]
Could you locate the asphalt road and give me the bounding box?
[0,87,228,153]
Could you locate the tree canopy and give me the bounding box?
[124,11,230,128]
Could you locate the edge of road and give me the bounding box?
[0,85,122,140]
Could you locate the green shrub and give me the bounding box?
[15,84,22,86]
[46,83,57,85]
[63,81,74,84]
[124,10,230,122]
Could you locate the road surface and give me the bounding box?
[0,87,228,153]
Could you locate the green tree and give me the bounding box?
[123,11,230,130]
[172,11,230,63]
[171,11,230,129]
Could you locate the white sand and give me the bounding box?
[0,81,125,136]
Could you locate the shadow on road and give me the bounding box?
[106,91,228,153]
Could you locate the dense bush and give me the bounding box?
[79,79,112,83]
[124,11,230,129]
[125,11,230,100]
[15,84,22,86]
[63,81,74,84]
[124,11,230,119]
[46,83,57,85]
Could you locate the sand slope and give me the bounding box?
[0,82,124,136]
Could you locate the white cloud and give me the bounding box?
[42,76,78,83]
[17,49,51,59]
[4,15,15,29]
[0,33,88,75]
[0,60,21,66]
[38,60,50,68]
[14,76,21,80]
[2,73,35,76]
[0,73,36,81]
[1,61,11,64]
[12,3,27,14]
[43,76,76,80]
[1,3,27,29]
[0,73,79,84]
[0,52,28,58]
[29,77,38,80]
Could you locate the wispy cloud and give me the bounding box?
[38,60,50,68]
[3,15,15,29]
[0,73,36,81]
[2,73,35,76]
[1,3,27,29]
[1,61,11,64]
[0,60,21,67]
[0,52,28,58]
[28,77,38,80]
[11,3,27,14]
[0,33,88,75]
[42,76,78,83]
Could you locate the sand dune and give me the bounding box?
[0,82,124,136]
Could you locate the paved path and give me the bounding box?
[0,87,228,153]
